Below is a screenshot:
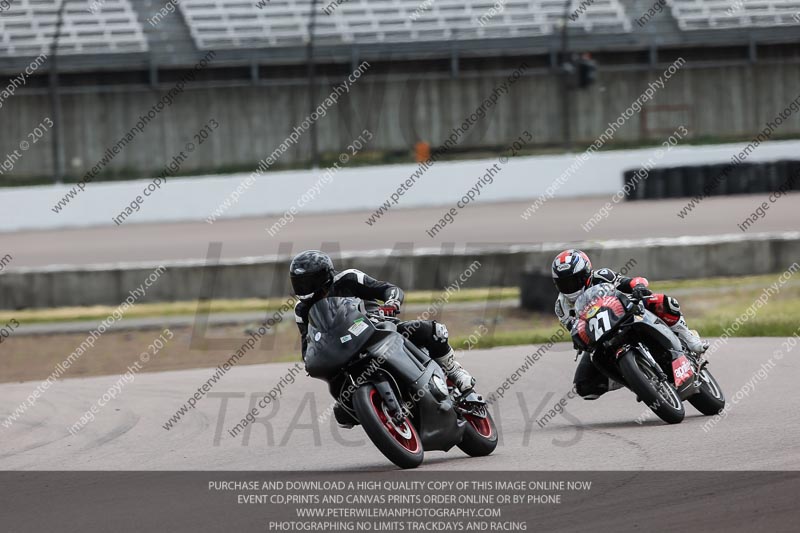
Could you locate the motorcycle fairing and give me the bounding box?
[631,310,698,397]
[409,363,466,452]
[304,297,467,454]
[305,297,376,379]
[630,309,683,360]
[361,335,465,452]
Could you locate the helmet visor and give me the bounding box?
[554,274,586,295]
[291,270,332,300]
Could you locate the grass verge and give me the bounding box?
[0,287,520,325]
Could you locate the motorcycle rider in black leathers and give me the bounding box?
[290,250,475,427]
[552,249,709,400]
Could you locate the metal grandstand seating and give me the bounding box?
[179,0,632,50]
[670,0,800,30]
[0,0,147,57]
[5,0,797,63]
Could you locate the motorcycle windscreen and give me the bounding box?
[574,282,617,312]
[573,283,626,346]
[304,297,376,379]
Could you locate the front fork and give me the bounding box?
[372,378,406,425]
[640,343,702,399]
[637,343,670,381]
[338,372,406,425]
[595,343,667,391]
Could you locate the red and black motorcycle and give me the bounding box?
[571,283,725,424]
[304,297,497,468]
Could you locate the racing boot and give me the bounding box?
[670,316,709,355]
[433,349,475,393]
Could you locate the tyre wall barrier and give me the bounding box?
[624,160,800,200]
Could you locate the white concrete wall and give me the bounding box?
[3,139,799,232]
[2,231,797,309]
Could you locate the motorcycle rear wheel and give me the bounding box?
[352,384,424,469]
[619,350,685,424]
[457,409,498,457]
[688,368,726,415]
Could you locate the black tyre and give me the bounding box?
[688,368,726,415]
[618,350,685,424]
[457,409,498,457]
[352,384,424,469]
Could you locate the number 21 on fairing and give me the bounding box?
[588,310,611,338]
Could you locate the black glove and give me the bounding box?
[631,284,652,300]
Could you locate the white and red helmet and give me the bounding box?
[551,249,592,302]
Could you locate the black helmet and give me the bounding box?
[290,250,335,300]
[551,249,592,301]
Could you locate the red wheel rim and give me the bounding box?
[369,388,421,453]
[465,414,493,438]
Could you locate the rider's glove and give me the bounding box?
[631,284,653,301]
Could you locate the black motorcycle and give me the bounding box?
[304,297,497,468]
[571,283,725,424]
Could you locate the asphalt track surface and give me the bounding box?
[7,193,800,268]
[2,337,797,472]
[4,338,799,532]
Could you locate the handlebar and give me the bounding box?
[369,312,400,323]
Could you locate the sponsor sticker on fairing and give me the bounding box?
[348,321,369,336]
[340,334,352,343]
[672,355,694,387]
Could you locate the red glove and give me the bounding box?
[379,299,401,317]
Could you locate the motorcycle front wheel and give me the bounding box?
[618,350,685,424]
[352,384,424,469]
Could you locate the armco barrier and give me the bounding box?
[0,233,798,310]
[626,160,799,200]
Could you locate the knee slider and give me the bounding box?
[665,296,681,316]
[432,321,449,343]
